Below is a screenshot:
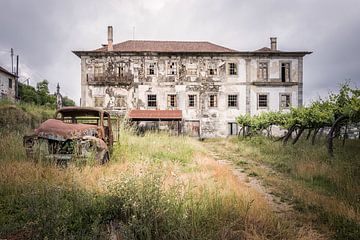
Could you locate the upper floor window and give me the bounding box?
[167,62,177,75]
[259,62,268,80]
[188,94,197,108]
[94,66,103,76]
[280,94,291,109]
[147,94,157,107]
[209,94,218,107]
[8,79,12,89]
[228,63,237,75]
[167,94,177,108]
[281,63,290,82]
[147,63,156,75]
[258,94,268,108]
[117,66,125,77]
[208,63,217,75]
[228,95,238,107]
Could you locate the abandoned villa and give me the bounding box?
[73,26,311,137]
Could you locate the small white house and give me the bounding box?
[0,66,16,101]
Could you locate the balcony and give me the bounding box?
[87,73,134,86]
[252,79,298,87]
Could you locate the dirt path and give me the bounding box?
[201,139,294,216]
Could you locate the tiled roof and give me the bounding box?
[0,65,17,77]
[254,47,281,52]
[95,40,238,53]
[128,109,182,120]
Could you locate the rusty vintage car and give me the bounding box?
[23,107,113,164]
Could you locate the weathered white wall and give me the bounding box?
[0,71,15,100]
[79,54,303,137]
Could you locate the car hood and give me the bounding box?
[35,119,99,141]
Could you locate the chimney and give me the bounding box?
[270,37,277,51]
[107,26,113,51]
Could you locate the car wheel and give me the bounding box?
[101,151,110,164]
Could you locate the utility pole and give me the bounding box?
[10,48,14,73]
[16,55,19,99]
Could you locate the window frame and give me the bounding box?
[147,94,157,108]
[257,93,269,109]
[187,94,197,108]
[167,61,177,75]
[8,78,12,89]
[258,61,269,81]
[114,95,127,109]
[167,94,177,108]
[208,94,218,108]
[94,96,105,108]
[280,61,291,82]
[147,62,156,76]
[279,93,291,109]
[228,62,237,76]
[227,94,238,108]
[207,62,218,76]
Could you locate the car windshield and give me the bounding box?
[56,109,101,126]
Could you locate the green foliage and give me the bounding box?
[18,81,76,108]
[236,83,359,135]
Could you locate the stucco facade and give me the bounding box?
[73,27,311,137]
[0,66,16,101]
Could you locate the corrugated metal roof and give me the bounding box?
[128,109,182,120]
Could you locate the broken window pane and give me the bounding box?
[148,63,156,75]
[167,62,177,75]
[208,63,217,75]
[281,63,290,82]
[280,94,291,109]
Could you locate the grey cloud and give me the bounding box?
[0,0,359,104]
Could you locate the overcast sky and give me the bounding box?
[0,0,359,105]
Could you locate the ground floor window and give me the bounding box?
[258,94,268,108]
[167,94,177,108]
[147,94,157,107]
[188,94,197,108]
[228,122,238,135]
[280,94,291,109]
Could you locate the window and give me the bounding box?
[258,94,268,108]
[117,66,125,77]
[259,62,268,80]
[94,66,103,76]
[94,96,104,107]
[228,63,237,75]
[280,94,291,109]
[147,63,156,75]
[115,96,126,108]
[228,123,238,135]
[167,94,177,108]
[208,63,217,75]
[187,63,197,75]
[209,94,218,107]
[281,63,290,82]
[167,62,177,75]
[188,94,197,108]
[147,94,157,107]
[228,95,237,107]
[8,79,12,89]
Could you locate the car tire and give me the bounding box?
[101,151,110,164]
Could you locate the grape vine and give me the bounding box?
[236,84,360,156]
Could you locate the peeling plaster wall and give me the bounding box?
[79,54,303,137]
[0,72,16,100]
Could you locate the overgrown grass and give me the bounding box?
[224,135,360,239]
[0,106,320,239]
